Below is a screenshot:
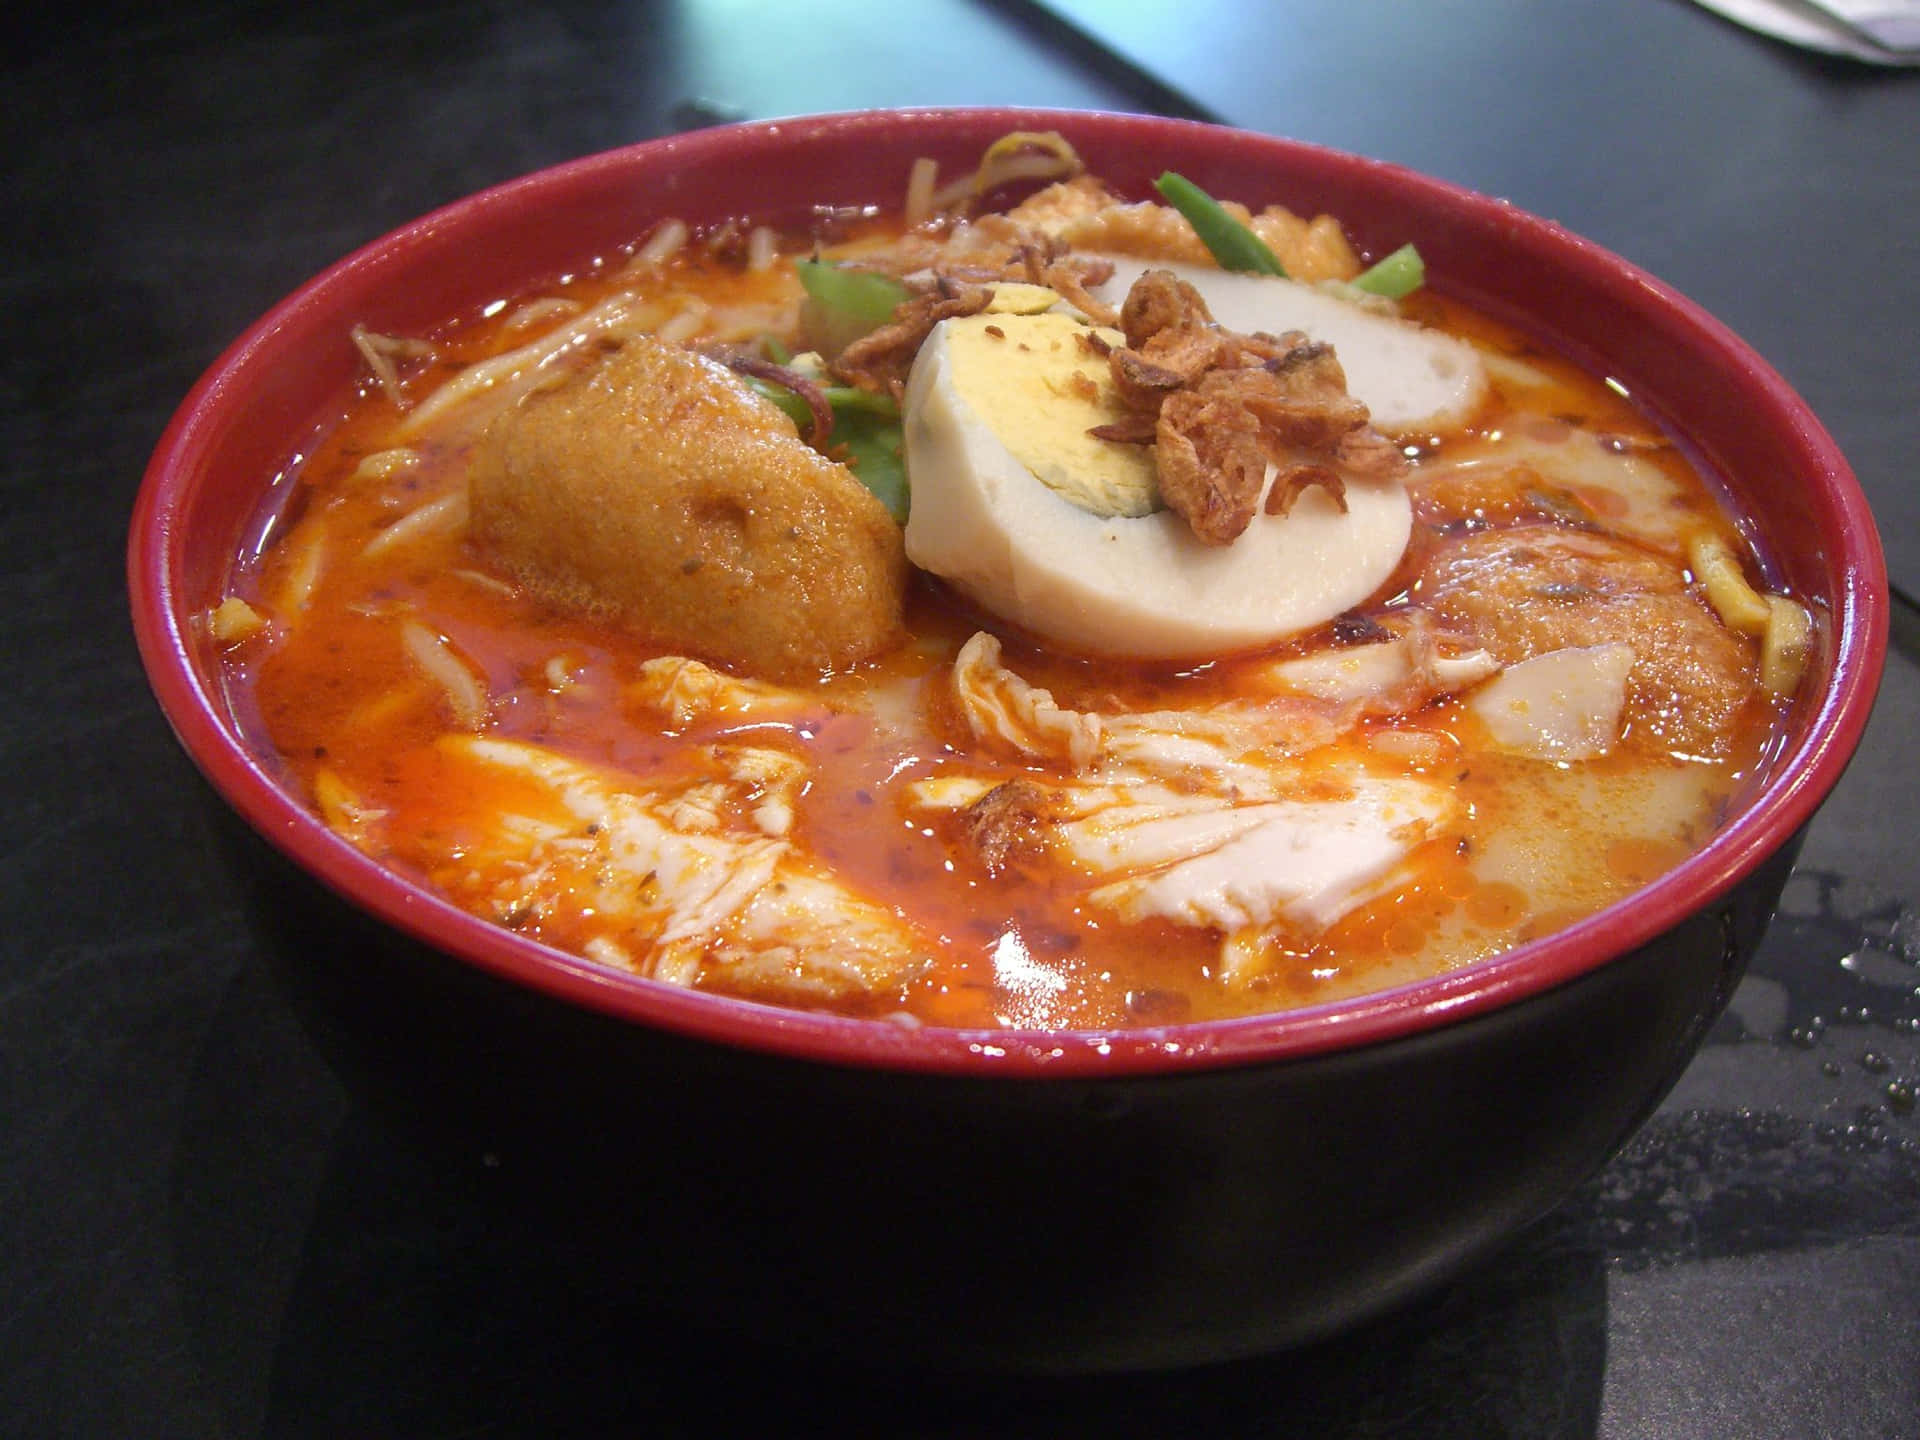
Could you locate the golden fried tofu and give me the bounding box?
[469,337,907,681]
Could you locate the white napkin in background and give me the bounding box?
[1692,0,1920,63]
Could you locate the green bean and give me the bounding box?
[744,378,814,432]
[1154,172,1286,277]
[832,410,909,523]
[1352,242,1425,299]
[822,385,900,420]
[743,377,908,523]
[795,259,910,332]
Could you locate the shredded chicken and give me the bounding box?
[624,655,810,729]
[952,631,1354,782]
[950,631,1102,770]
[1256,615,1501,715]
[1090,270,1408,544]
[1069,777,1447,935]
[921,632,1454,966]
[431,736,931,1005]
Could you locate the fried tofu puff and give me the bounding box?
[469,337,907,681]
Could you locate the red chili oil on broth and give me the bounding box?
[215,192,1801,1032]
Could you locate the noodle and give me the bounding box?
[904,156,938,228]
[451,567,518,597]
[654,300,710,344]
[400,620,489,729]
[394,292,651,439]
[350,324,436,408]
[269,519,327,618]
[501,296,585,334]
[348,447,422,485]
[360,489,468,561]
[746,225,780,272]
[1761,596,1812,696]
[636,218,690,267]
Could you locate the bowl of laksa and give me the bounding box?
[130,109,1885,1370]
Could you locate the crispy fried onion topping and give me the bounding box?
[1090,269,1408,545]
[957,779,1062,878]
[967,230,1119,327]
[716,351,835,447]
[832,276,993,398]
[830,232,1118,398]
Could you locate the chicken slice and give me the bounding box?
[922,637,1454,958]
[1068,777,1450,935]
[434,736,930,1005]
[951,631,1101,769]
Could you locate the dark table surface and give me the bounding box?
[6,1,1918,1435]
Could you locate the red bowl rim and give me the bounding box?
[128,107,1889,1080]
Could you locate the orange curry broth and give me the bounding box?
[217,220,1786,1031]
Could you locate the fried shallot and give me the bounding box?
[1093,269,1408,545]
[831,277,994,398]
[957,779,1061,877]
[829,231,1119,398]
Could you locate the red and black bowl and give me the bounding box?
[128,108,1886,1372]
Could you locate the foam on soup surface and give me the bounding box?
[208,151,1807,1029]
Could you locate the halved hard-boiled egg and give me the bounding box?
[901,261,1483,661]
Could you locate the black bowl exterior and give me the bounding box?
[210,786,1794,1373]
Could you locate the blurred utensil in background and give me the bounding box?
[1693,0,1920,61]
[1806,0,1920,51]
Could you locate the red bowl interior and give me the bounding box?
[128,107,1888,1078]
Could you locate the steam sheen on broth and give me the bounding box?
[209,143,1809,1030]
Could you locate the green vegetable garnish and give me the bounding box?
[818,385,901,420]
[1352,242,1425,299]
[1154,172,1286,277]
[745,378,813,431]
[832,408,909,524]
[744,377,909,524]
[796,259,910,333]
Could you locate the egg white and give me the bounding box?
[901,316,1413,660]
[1088,256,1487,434]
